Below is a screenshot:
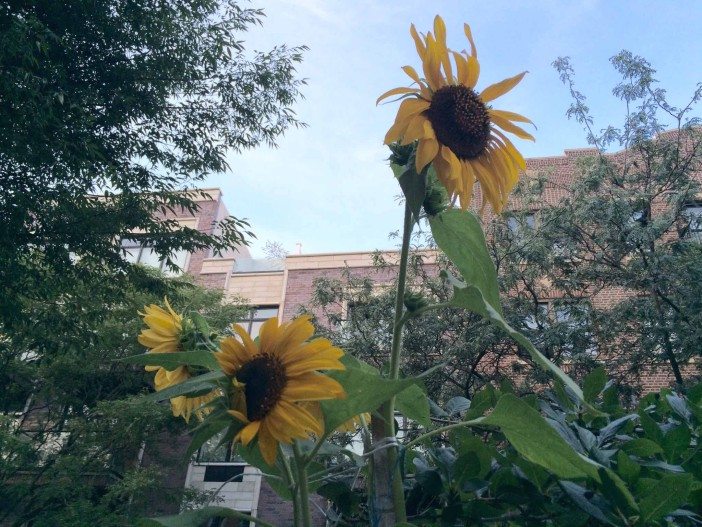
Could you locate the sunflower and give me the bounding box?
[138,299,216,423]
[215,315,346,465]
[378,15,534,213]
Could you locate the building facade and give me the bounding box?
[150,141,702,523]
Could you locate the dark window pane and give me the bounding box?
[203,464,245,482]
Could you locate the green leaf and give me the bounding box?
[598,467,639,514]
[622,438,663,457]
[663,425,692,463]
[449,273,585,404]
[465,384,498,420]
[583,367,607,403]
[481,394,600,481]
[139,507,266,527]
[317,481,360,516]
[616,450,641,485]
[430,209,585,403]
[142,370,225,402]
[121,350,219,371]
[321,356,426,432]
[429,208,501,315]
[638,410,664,444]
[398,165,427,224]
[560,482,617,526]
[185,414,231,458]
[395,384,430,427]
[639,473,694,523]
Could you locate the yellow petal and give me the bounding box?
[216,336,251,372]
[415,137,439,173]
[440,146,462,183]
[232,323,258,358]
[491,128,527,170]
[277,400,324,437]
[376,86,420,105]
[480,71,527,103]
[286,356,346,376]
[464,23,477,58]
[453,52,468,86]
[228,409,250,424]
[257,317,280,354]
[274,315,315,358]
[384,98,431,144]
[281,339,344,367]
[466,56,480,89]
[409,23,426,59]
[283,373,346,400]
[402,65,422,85]
[460,161,477,210]
[490,113,535,141]
[400,114,431,145]
[238,421,260,446]
[422,35,444,91]
[433,15,453,83]
[490,109,534,125]
[471,158,501,212]
[257,423,278,465]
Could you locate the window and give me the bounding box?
[682,203,702,242]
[506,212,535,235]
[552,301,596,357]
[522,302,549,330]
[522,300,596,357]
[121,238,188,276]
[237,306,279,336]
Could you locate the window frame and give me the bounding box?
[120,237,190,275]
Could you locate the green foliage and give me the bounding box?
[0,0,305,326]
[0,275,247,525]
[319,379,702,526]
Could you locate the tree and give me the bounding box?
[0,0,305,325]
[0,271,248,525]
[306,52,702,406]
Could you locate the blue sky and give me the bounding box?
[208,0,702,257]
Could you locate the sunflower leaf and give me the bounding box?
[429,209,585,403]
[429,208,501,315]
[321,356,426,433]
[481,394,601,481]
[141,370,225,402]
[120,350,219,371]
[395,384,431,427]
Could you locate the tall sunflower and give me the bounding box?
[215,315,346,465]
[378,15,534,213]
[138,299,216,423]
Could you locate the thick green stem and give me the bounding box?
[372,203,413,526]
[293,441,312,527]
[279,447,301,527]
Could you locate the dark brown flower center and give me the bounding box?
[236,355,287,421]
[426,85,491,160]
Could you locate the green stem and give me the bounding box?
[381,202,414,524]
[403,417,486,450]
[293,441,312,527]
[279,447,301,527]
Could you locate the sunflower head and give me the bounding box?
[215,315,347,465]
[379,15,535,213]
[138,298,214,423]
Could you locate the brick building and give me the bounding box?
[146,140,702,523]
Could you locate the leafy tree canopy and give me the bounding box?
[0,0,305,325]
